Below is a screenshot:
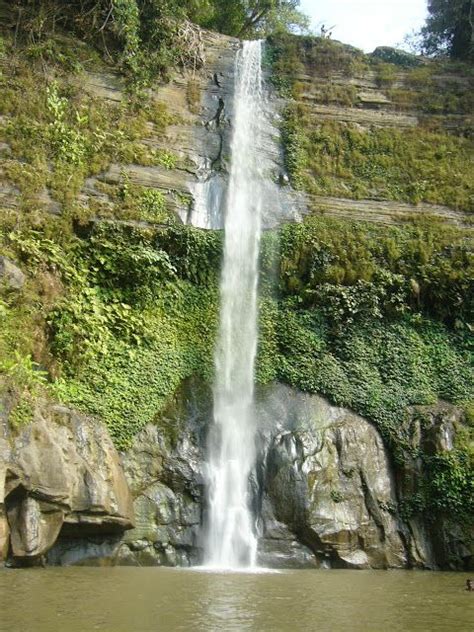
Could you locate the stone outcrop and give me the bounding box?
[0,256,25,290]
[257,387,407,569]
[46,379,209,567]
[115,379,208,567]
[2,383,471,570]
[310,196,473,229]
[2,28,470,229]
[74,31,240,229]
[79,32,295,230]
[0,399,134,565]
[256,387,473,571]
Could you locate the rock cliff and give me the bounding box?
[0,396,134,565]
[3,382,469,570]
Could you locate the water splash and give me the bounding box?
[204,40,265,569]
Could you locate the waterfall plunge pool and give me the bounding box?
[1,567,473,631]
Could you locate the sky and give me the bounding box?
[299,0,428,52]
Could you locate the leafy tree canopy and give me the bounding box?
[3,0,308,81]
[199,0,309,37]
[420,0,473,61]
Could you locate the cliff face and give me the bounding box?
[118,388,464,573]
[268,35,473,225]
[0,25,472,570]
[78,31,239,229]
[0,30,291,231]
[3,382,469,570]
[0,396,134,566]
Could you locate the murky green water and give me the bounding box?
[1,567,473,631]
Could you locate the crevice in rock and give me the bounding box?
[360,470,386,543]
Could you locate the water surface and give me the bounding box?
[1,567,473,631]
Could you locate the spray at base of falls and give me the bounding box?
[204,40,265,569]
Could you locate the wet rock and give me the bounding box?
[397,402,473,571]
[118,378,209,567]
[0,257,25,290]
[1,402,134,565]
[257,537,317,569]
[257,386,407,569]
[47,535,124,566]
[257,499,317,568]
[112,382,472,571]
[5,381,468,570]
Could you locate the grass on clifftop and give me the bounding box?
[283,107,473,210]
[268,33,474,212]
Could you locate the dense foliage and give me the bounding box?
[0,220,221,447]
[255,217,473,521]
[420,0,474,61]
[3,0,307,84]
[262,32,474,522]
[202,0,308,37]
[4,0,203,83]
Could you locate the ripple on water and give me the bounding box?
[1,567,473,632]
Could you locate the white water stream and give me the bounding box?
[204,40,265,569]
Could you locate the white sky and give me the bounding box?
[299,0,428,52]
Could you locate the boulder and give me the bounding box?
[3,381,469,570]
[117,379,208,567]
[1,402,134,564]
[0,256,25,290]
[398,402,474,571]
[257,386,407,569]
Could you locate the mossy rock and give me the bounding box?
[371,46,423,68]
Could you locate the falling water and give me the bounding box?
[204,40,264,569]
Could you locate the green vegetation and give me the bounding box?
[419,0,473,61]
[283,108,473,209]
[3,0,308,88]
[268,33,474,210]
[0,30,179,239]
[197,0,308,38]
[1,219,221,447]
[264,34,473,522]
[0,28,218,447]
[256,216,473,521]
[268,32,368,81]
[389,63,474,115]
[3,0,203,85]
[257,215,473,425]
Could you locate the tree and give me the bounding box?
[5,0,309,81]
[203,0,308,38]
[420,0,473,61]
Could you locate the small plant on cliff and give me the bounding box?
[0,352,48,392]
[330,489,344,503]
[46,82,88,166]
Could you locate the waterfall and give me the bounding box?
[204,40,264,569]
